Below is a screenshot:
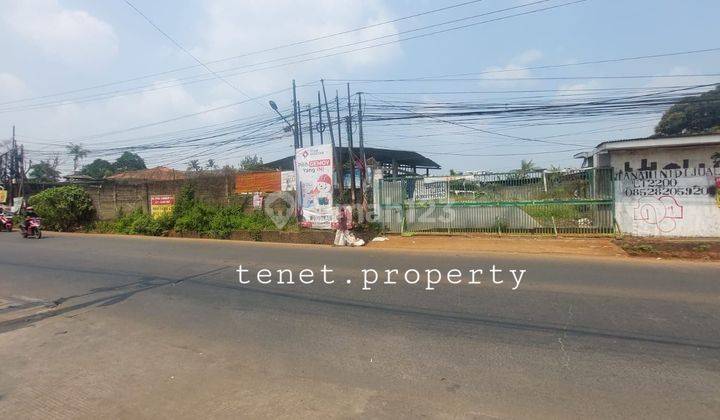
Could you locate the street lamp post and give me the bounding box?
[269,100,297,147]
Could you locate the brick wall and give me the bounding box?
[80,175,234,220]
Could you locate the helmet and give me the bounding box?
[26,206,34,211]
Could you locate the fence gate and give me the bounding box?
[376,168,614,235]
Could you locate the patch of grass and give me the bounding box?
[524,204,582,221]
[693,243,711,252]
[632,244,656,253]
[492,218,509,233]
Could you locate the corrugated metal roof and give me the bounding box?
[597,132,720,146]
[264,147,441,171]
[595,132,720,152]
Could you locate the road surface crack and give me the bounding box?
[558,304,574,369]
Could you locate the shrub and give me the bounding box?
[112,208,171,236]
[207,208,278,238]
[28,185,95,231]
[87,220,117,233]
[174,202,215,233]
[207,205,245,238]
[128,212,163,236]
[87,182,288,238]
[173,183,197,220]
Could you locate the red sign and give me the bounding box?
[309,159,331,167]
[151,195,174,205]
[150,195,175,218]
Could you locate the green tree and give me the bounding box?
[28,185,95,231]
[186,159,202,172]
[240,154,264,171]
[518,159,539,174]
[81,159,115,179]
[655,85,720,136]
[112,151,146,172]
[66,143,89,173]
[29,158,61,182]
[206,159,217,170]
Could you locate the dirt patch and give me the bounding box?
[615,237,720,261]
[366,233,626,258]
[168,229,336,245]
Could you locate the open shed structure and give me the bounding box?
[264,146,441,176]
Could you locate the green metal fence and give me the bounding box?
[376,168,615,235]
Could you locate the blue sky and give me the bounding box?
[1,0,719,173]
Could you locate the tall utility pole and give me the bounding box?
[320,80,335,146]
[297,101,305,147]
[291,80,299,149]
[346,84,356,207]
[316,92,323,145]
[335,91,342,149]
[335,90,345,196]
[320,79,341,194]
[358,92,368,212]
[8,126,16,205]
[18,144,25,204]
[307,105,314,146]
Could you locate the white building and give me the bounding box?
[576,133,720,237]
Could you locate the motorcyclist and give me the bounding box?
[20,206,38,233]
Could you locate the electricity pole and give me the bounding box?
[8,126,16,205]
[297,101,303,148]
[316,92,323,145]
[335,90,345,196]
[291,80,299,149]
[346,84,356,207]
[320,80,342,194]
[358,92,368,212]
[307,105,313,146]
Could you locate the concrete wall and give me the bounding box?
[611,145,720,237]
[82,175,233,220]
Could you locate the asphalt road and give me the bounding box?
[0,232,718,419]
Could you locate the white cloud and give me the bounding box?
[644,65,706,89]
[0,73,28,100]
[514,49,543,65]
[554,80,602,101]
[479,49,543,81]
[192,0,401,95]
[2,0,403,173]
[1,0,118,66]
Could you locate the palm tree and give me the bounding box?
[187,159,202,172]
[509,159,541,180]
[519,159,539,174]
[206,159,217,170]
[66,143,89,173]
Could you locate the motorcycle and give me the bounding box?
[0,214,12,232]
[21,217,42,239]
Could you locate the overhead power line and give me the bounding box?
[122,0,263,109]
[0,0,491,108]
[332,73,720,83]
[1,0,581,113]
[350,47,720,82]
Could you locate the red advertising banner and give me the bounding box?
[150,195,175,218]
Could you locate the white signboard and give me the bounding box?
[11,197,22,213]
[615,167,720,236]
[413,181,448,201]
[280,170,296,191]
[296,144,334,229]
